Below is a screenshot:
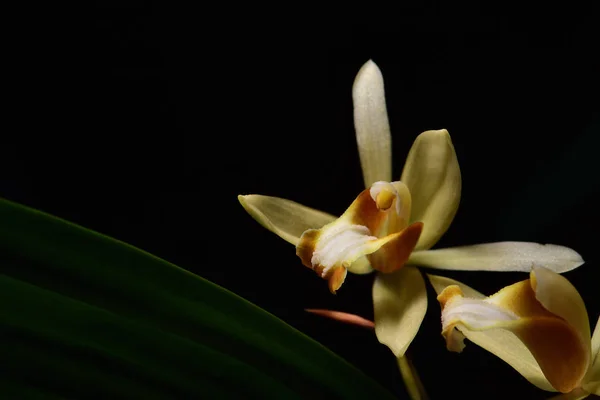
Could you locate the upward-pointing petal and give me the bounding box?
[401,129,461,250]
[353,60,392,188]
[238,195,336,246]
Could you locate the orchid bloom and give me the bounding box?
[238,59,584,360]
[430,268,599,398]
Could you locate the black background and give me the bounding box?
[4,4,600,399]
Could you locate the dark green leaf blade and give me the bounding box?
[0,198,394,399]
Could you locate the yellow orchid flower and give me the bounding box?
[238,59,584,360]
[429,268,599,398]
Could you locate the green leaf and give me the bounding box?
[0,198,395,399]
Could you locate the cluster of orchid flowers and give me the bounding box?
[238,60,599,399]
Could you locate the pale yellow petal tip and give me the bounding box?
[237,194,252,209]
[237,194,254,216]
[416,128,452,143]
[353,59,383,87]
[537,245,585,272]
[237,194,265,223]
[360,59,380,72]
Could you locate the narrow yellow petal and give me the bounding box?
[409,242,584,273]
[591,317,600,369]
[352,60,392,187]
[373,266,427,357]
[585,317,600,391]
[400,129,461,250]
[427,273,554,392]
[238,194,336,246]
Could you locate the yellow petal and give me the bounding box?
[352,60,392,187]
[546,387,592,400]
[238,194,336,246]
[530,266,591,350]
[582,381,599,397]
[434,269,590,393]
[364,222,424,274]
[591,317,600,369]
[347,256,376,275]
[400,129,461,250]
[373,266,427,357]
[582,380,599,396]
[585,317,600,391]
[409,242,584,273]
[427,273,554,392]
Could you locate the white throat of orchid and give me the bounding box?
[440,292,519,352]
[311,224,377,277]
